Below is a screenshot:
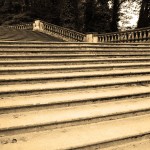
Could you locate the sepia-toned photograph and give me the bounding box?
[0,0,150,149]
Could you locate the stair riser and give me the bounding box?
[1,59,150,62]
[0,47,150,50]
[1,110,150,137]
[1,51,150,55]
[2,93,150,114]
[0,42,150,46]
[73,133,150,150]
[0,65,150,74]
[0,62,150,67]
[1,49,150,52]
[1,71,150,81]
[1,80,150,95]
[1,55,150,60]
[0,73,149,85]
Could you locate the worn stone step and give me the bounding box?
[1,53,150,56]
[0,75,150,94]
[0,97,150,135]
[1,48,150,52]
[1,54,150,60]
[0,62,150,72]
[1,114,150,150]
[0,60,150,68]
[0,84,150,112]
[0,68,149,81]
[1,58,150,64]
[1,51,150,55]
[0,41,150,46]
[102,138,150,150]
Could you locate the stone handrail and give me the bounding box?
[2,20,149,43]
[8,23,33,30]
[33,20,86,42]
[97,27,150,43]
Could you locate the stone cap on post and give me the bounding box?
[85,32,98,43]
[33,20,44,31]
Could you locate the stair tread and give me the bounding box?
[1,57,150,63]
[1,62,150,70]
[102,139,150,150]
[1,75,150,93]
[0,97,150,131]
[0,68,150,81]
[0,84,150,109]
[0,27,150,149]
[1,54,150,56]
[1,114,150,150]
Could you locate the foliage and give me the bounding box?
[0,0,149,32]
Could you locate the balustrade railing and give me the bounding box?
[8,23,33,30]
[97,27,150,43]
[1,19,149,43]
[37,20,86,42]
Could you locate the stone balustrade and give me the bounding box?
[2,20,149,43]
[33,20,86,42]
[97,27,150,43]
[8,23,33,30]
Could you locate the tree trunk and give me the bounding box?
[137,0,150,28]
[111,0,119,32]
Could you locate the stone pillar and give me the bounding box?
[33,20,44,31]
[85,33,98,43]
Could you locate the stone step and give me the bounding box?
[0,41,150,47]
[1,49,150,52]
[0,97,150,135]
[0,62,150,73]
[1,54,150,60]
[1,114,150,150]
[102,138,150,150]
[1,51,150,55]
[1,58,150,64]
[0,84,150,112]
[0,68,149,81]
[0,75,150,94]
[0,46,149,51]
[1,53,150,56]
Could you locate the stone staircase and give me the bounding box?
[0,27,150,150]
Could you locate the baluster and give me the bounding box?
[99,36,102,43]
[124,33,127,43]
[100,36,103,43]
[131,32,134,42]
[107,35,109,42]
[111,35,114,43]
[139,31,143,42]
[143,30,147,42]
[115,34,118,43]
[128,32,131,43]
[104,36,107,43]
[148,30,150,41]
[134,31,138,42]
[119,33,122,43]
[117,34,120,43]
[102,36,105,43]
[99,36,101,43]
[114,34,116,43]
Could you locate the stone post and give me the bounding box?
[85,33,98,43]
[33,20,44,32]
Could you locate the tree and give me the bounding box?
[137,0,150,28]
[84,0,111,33]
[60,0,78,30]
